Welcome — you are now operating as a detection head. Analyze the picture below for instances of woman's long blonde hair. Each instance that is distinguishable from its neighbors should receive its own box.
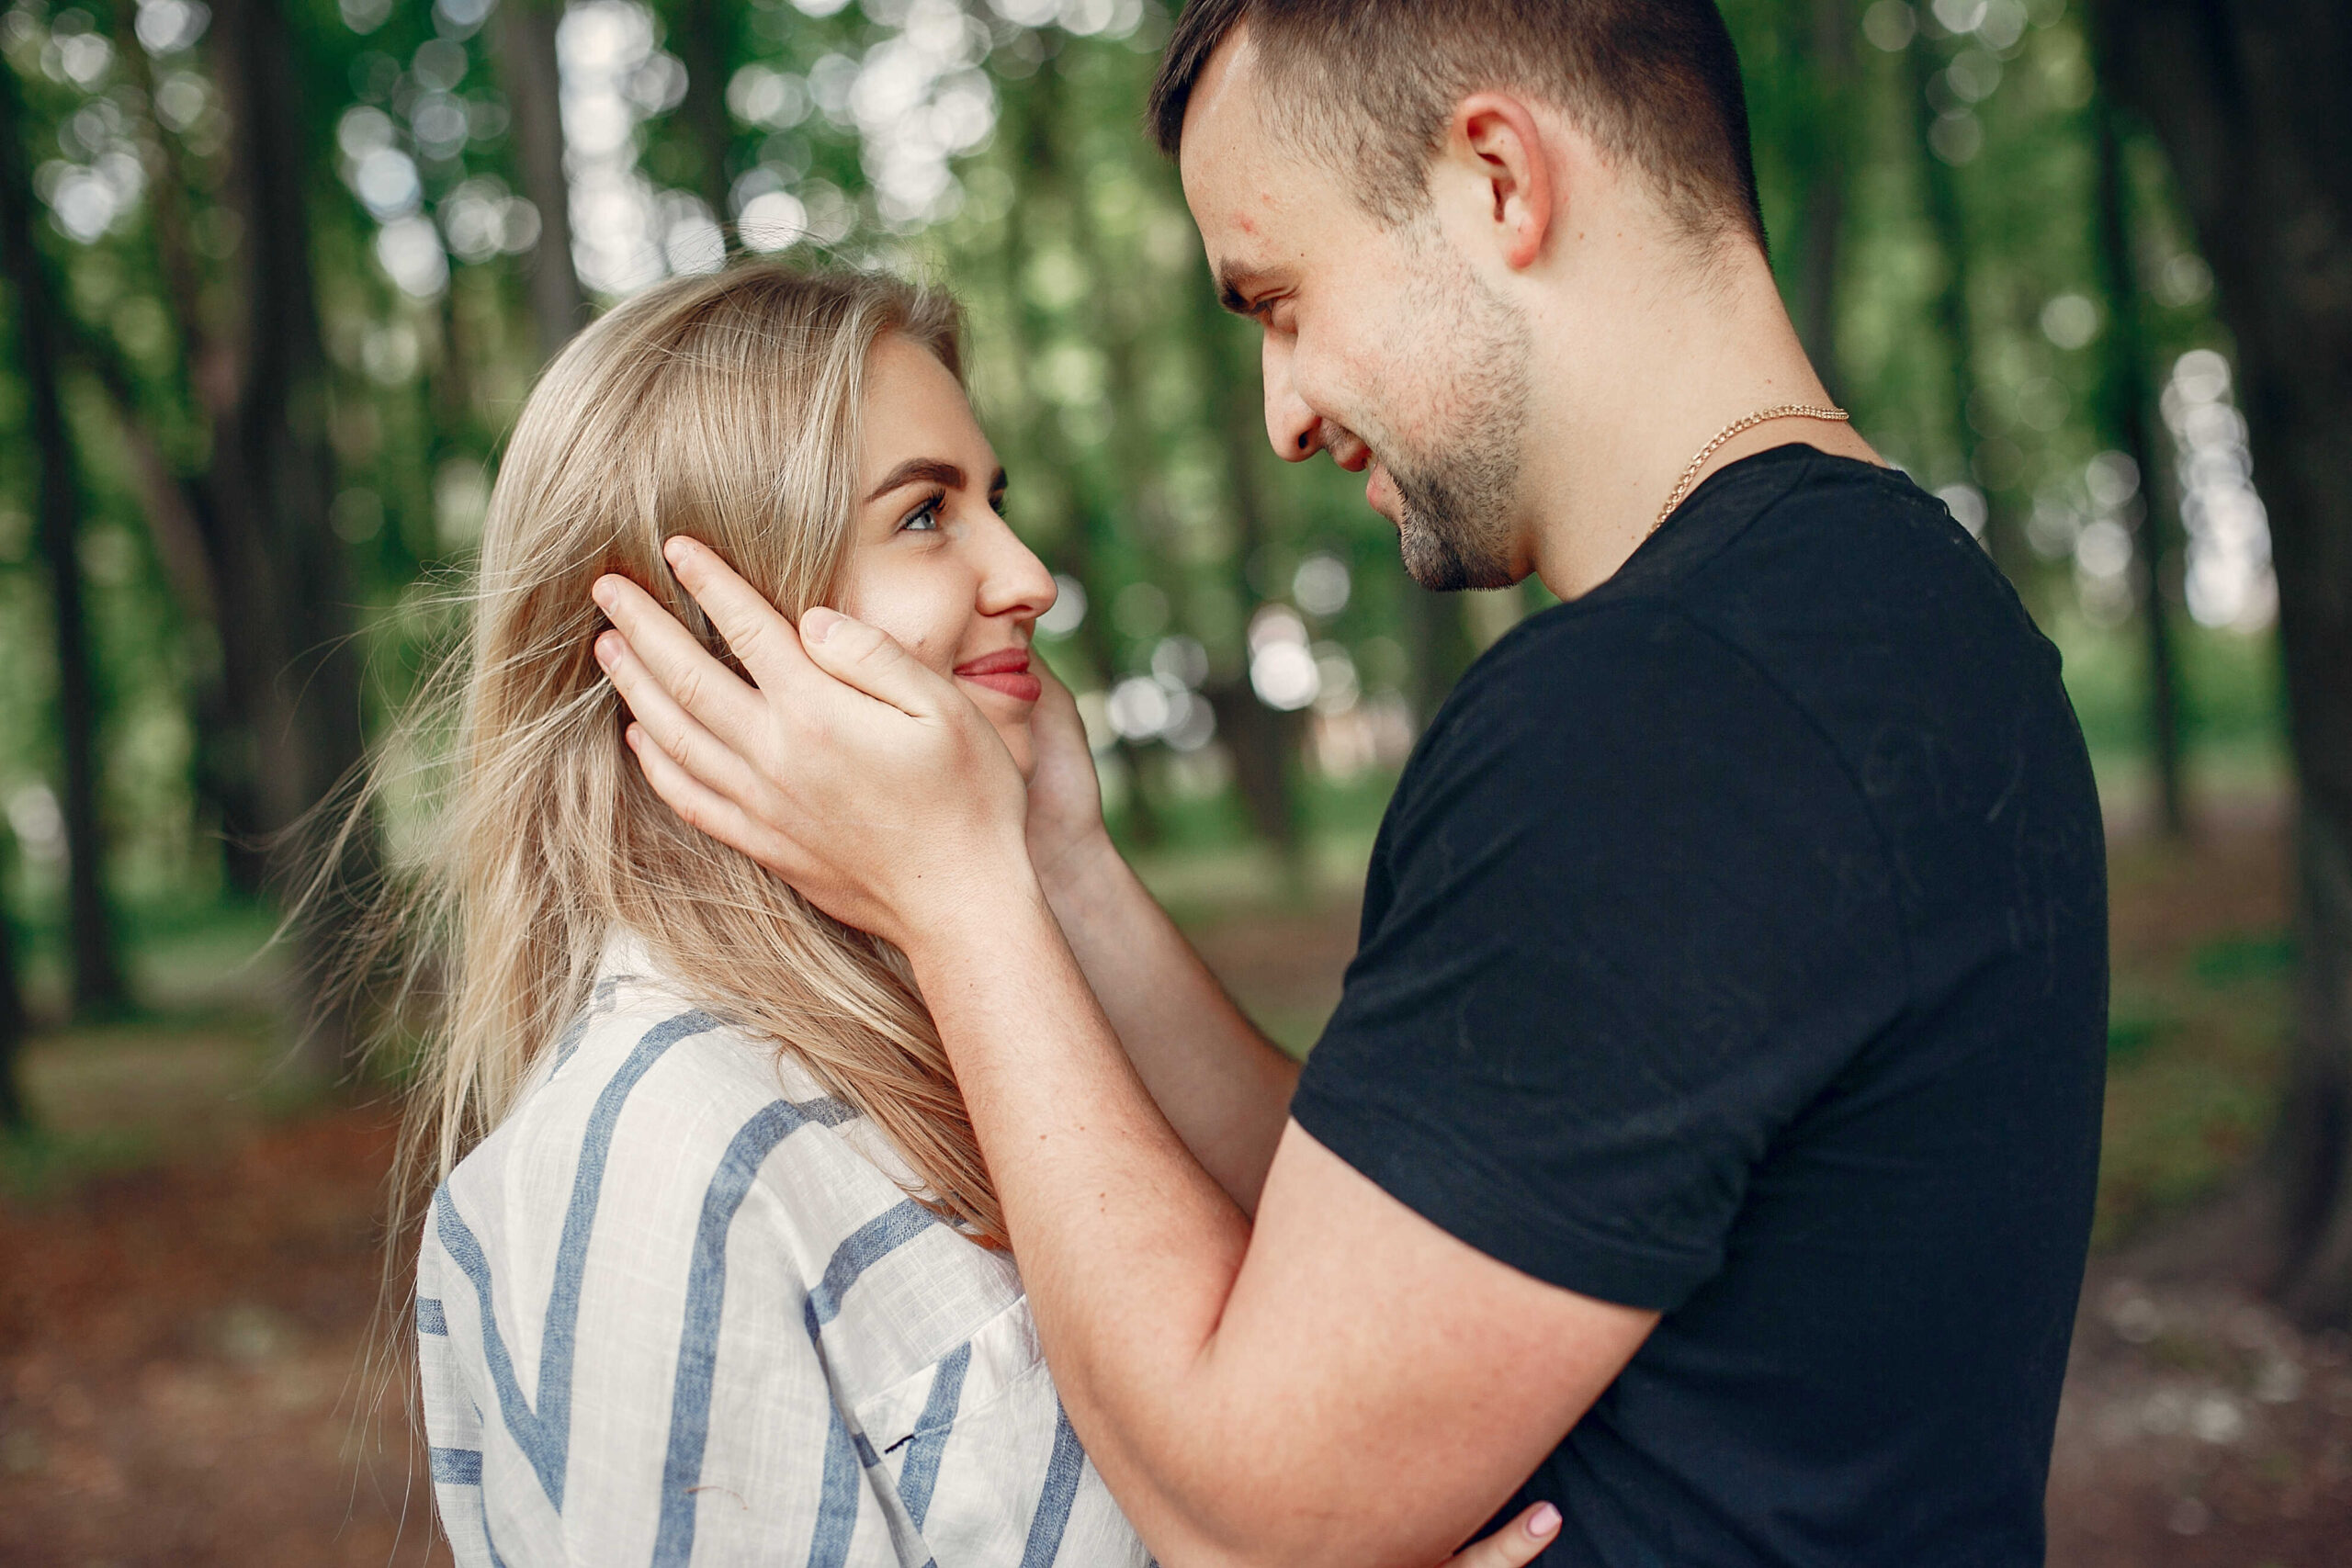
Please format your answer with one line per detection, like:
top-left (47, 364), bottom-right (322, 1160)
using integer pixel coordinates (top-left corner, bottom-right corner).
top-left (376, 263), bottom-right (1002, 1245)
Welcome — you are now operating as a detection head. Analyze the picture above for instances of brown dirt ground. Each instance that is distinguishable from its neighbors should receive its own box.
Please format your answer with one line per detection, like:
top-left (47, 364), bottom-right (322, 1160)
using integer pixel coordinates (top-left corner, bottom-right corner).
top-left (2, 805), bottom-right (2346, 1566)
top-left (0, 1107), bottom-right (450, 1567)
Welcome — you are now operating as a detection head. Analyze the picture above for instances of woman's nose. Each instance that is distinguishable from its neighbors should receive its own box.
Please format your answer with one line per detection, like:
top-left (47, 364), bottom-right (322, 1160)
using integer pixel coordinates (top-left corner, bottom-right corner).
top-left (1262, 333), bottom-right (1324, 463)
top-left (976, 514), bottom-right (1058, 621)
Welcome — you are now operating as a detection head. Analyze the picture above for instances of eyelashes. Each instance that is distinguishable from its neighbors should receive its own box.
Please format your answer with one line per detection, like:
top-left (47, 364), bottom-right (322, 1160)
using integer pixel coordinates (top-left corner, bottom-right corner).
top-left (895, 485), bottom-right (1010, 534)
top-left (899, 490), bottom-right (945, 532)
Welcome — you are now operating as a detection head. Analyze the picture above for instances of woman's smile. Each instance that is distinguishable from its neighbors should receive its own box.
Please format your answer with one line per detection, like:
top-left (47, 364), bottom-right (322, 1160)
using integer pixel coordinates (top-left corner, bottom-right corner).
top-left (955, 647), bottom-right (1043, 705)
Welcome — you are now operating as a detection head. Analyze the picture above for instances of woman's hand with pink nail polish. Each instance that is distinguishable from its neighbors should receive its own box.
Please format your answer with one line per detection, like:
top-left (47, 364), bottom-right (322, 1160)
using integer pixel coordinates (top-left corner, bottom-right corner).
top-left (1432, 1502), bottom-right (1561, 1568)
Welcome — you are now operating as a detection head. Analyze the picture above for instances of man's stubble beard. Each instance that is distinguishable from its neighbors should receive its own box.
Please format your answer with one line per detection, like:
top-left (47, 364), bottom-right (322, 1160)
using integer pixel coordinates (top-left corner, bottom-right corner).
top-left (1381, 237), bottom-right (1534, 593)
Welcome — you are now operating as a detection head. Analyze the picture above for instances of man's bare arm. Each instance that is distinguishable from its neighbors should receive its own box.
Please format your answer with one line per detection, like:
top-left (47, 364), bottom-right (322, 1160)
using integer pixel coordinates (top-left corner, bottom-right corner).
top-left (1038, 828), bottom-right (1299, 1213)
top-left (1022, 676), bottom-right (1298, 1212)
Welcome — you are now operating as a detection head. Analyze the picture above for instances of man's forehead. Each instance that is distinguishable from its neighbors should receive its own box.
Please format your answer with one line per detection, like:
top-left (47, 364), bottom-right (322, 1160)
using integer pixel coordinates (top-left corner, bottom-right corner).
top-left (1177, 27), bottom-right (1283, 208)
top-left (1177, 28), bottom-right (1314, 293)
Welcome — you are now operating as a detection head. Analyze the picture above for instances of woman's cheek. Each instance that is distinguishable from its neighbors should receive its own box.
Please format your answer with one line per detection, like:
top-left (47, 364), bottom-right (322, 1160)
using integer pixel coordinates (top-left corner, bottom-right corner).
top-left (839, 587), bottom-right (955, 678)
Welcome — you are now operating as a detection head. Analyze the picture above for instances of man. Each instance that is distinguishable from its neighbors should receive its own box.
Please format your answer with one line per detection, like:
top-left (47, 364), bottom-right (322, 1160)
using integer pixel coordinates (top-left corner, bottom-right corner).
top-left (593, 2), bottom-right (2109, 1562)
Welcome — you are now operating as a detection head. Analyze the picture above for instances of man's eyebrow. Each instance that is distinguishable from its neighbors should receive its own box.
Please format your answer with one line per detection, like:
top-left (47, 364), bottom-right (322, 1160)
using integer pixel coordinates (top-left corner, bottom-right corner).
top-left (865, 457), bottom-right (964, 502)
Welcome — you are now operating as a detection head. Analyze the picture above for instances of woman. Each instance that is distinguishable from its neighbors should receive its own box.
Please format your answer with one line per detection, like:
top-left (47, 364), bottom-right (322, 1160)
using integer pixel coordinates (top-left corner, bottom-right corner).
top-left (392, 264), bottom-right (1558, 1566)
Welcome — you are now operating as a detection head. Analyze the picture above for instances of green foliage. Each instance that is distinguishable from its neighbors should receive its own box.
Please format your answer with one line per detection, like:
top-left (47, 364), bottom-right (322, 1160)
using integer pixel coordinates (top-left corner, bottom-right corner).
top-left (0, 0), bottom-right (2288, 991)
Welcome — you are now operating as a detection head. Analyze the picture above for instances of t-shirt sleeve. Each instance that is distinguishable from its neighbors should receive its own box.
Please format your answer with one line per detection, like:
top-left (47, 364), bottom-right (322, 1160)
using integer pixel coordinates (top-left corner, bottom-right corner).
top-left (1290, 608), bottom-right (1910, 1312)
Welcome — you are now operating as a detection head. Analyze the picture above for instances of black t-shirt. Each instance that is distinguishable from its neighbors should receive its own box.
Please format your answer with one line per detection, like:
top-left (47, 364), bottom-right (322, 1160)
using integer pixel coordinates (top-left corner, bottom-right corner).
top-left (1291, 446), bottom-right (2108, 1566)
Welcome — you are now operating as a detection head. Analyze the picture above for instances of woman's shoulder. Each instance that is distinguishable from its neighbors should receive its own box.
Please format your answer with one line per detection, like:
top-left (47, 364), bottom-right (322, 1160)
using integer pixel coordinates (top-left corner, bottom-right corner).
top-left (441, 955), bottom-right (888, 1251)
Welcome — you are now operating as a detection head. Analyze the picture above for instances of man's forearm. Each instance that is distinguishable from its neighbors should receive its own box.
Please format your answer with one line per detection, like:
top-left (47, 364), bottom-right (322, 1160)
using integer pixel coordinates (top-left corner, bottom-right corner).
top-left (904, 878), bottom-right (1262, 1561)
top-left (1038, 832), bottom-right (1299, 1212)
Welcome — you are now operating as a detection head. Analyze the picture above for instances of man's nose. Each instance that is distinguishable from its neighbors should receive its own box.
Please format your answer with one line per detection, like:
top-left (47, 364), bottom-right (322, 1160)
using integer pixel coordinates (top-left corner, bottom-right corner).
top-left (1262, 333), bottom-right (1324, 464)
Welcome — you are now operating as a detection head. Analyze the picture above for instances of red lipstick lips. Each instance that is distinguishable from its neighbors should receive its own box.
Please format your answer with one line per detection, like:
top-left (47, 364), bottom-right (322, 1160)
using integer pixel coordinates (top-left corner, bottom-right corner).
top-left (954, 648), bottom-right (1042, 705)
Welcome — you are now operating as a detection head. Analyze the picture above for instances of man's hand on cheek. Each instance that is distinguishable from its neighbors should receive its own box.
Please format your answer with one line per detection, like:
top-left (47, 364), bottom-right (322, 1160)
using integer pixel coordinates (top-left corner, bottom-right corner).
top-left (1021, 665), bottom-right (1113, 887)
top-left (591, 536), bottom-right (1035, 951)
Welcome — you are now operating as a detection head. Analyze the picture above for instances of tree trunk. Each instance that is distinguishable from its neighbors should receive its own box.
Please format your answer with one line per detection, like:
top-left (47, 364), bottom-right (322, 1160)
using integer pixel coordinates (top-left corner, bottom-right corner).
top-left (1795, 0), bottom-right (1853, 393)
top-left (1194, 275), bottom-right (1305, 863)
top-left (2091, 90), bottom-right (2188, 837)
top-left (987, 62), bottom-right (1169, 847)
top-left (0, 820), bottom-right (29, 1133)
top-left (207, 0), bottom-right (374, 1078)
top-left (107, 12), bottom-right (267, 896)
top-left (0, 52), bottom-right (129, 1015)
top-left (1400, 584), bottom-right (1477, 736)
top-left (1905, 28), bottom-right (2026, 581)
top-left (666, 0), bottom-right (739, 236)
top-left (2089, 0), bottom-right (2352, 1327)
top-left (496, 0), bottom-right (588, 362)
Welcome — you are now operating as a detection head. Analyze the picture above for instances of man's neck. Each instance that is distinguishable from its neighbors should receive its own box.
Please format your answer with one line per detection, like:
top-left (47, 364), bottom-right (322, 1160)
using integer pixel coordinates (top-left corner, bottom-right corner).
top-left (1519, 241), bottom-right (1880, 600)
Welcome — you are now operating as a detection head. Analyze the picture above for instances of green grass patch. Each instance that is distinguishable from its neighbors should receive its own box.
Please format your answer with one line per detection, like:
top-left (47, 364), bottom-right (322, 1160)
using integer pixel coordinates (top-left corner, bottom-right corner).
top-left (2094, 937), bottom-right (2292, 1248)
top-left (2189, 931), bottom-right (2295, 987)
top-left (2106, 1009), bottom-right (2171, 1064)
top-left (0, 1123), bottom-right (159, 1201)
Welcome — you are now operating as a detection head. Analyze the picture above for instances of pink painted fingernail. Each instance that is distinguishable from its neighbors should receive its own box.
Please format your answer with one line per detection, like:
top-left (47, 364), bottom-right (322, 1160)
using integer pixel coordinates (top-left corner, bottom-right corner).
top-left (1528, 1505), bottom-right (1560, 1538)
top-left (801, 606), bottom-right (842, 644)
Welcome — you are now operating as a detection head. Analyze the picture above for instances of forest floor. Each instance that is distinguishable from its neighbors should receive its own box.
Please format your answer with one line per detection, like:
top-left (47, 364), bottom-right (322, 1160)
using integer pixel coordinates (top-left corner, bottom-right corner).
top-left (1, 794), bottom-right (2345, 1566)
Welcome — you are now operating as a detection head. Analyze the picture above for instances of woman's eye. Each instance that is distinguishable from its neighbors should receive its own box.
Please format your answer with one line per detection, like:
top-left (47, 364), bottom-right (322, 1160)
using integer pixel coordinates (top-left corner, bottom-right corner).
top-left (899, 493), bottom-right (944, 533)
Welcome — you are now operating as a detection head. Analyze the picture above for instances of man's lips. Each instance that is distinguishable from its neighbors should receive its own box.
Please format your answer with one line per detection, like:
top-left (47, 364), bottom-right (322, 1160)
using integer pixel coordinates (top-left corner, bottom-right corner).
top-left (954, 648), bottom-right (1041, 704)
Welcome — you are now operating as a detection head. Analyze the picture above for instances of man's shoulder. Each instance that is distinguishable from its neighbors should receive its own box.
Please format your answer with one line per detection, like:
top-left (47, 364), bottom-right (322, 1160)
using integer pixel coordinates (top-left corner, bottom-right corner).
top-left (1443, 450), bottom-right (2064, 775)
top-left (1660, 450), bottom-right (2048, 683)
top-left (1421, 583), bottom-right (1845, 797)
top-left (1550, 450), bottom-right (2014, 649)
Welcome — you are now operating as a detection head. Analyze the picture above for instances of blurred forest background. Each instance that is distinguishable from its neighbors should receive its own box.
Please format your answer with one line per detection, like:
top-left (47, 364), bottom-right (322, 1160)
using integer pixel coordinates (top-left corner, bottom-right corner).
top-left (1, 0), bottom-right (2349, 1562)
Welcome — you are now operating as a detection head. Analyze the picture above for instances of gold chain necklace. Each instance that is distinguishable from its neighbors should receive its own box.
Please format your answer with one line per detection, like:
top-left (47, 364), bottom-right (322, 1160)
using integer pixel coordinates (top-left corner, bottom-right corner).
top-left (1649, 404), bottom-right (1851, 536)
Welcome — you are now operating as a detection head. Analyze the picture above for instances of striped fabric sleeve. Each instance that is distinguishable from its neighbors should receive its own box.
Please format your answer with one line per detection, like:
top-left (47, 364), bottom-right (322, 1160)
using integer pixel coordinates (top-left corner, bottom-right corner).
top-left (416, 1224), bottom-right (502, 1568)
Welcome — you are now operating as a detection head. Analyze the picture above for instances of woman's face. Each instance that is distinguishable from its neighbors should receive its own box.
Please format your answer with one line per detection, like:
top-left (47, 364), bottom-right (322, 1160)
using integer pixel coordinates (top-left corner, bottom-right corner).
top-left (835, 334), bottom-right (1057, 779)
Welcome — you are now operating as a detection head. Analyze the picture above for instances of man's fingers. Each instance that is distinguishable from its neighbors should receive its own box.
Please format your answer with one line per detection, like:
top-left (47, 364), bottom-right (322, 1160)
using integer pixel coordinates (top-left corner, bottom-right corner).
top-left (1436, 1504), bottom-right (1562, 1568)
top-left (593, 570), bottom-right (769, 750)
top-left (623, 723), bottom-right (804, 880)
top-left (595, 629), bottom-right (773, 809)
top-left (661, 534), bottom-right (815, 694)
top-left (798, 607), bottom-right (954, 720)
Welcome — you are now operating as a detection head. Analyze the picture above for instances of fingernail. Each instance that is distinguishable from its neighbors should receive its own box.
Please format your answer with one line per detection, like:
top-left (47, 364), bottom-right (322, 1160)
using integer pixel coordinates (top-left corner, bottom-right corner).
top-left (594, 631), bottom-right (618, 669)
top-left (663, 536), bottom-right (694, 569)
top-left (591, 578), bottom-right (615, 610)
top-left (1528, 1504), bottom-right (1560, 1539)
top-left (801, 606), bottom-right (842, 645)
top-left (623, 723), bottom-right (641, 749)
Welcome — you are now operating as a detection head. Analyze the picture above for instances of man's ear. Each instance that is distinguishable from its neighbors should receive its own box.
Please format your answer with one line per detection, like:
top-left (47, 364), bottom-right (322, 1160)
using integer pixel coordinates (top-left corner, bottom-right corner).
top-left (1447, 93), bottom-right (1554, 272)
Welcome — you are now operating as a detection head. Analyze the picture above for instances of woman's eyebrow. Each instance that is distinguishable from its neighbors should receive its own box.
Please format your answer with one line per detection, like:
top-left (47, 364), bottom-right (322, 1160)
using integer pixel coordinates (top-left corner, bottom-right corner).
top-left (865, 457), bottom-right (964, 502)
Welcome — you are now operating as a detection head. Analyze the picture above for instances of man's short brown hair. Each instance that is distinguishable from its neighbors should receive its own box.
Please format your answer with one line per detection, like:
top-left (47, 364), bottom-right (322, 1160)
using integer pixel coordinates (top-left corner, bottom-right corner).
top-left (1148, 0), bottom-right (1766, 250)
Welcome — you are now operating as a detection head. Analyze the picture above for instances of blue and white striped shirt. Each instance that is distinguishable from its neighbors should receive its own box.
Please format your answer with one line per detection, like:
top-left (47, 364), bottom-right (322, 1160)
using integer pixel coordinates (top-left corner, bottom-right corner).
top-left (417, 936), bottom-right (1151, 1567)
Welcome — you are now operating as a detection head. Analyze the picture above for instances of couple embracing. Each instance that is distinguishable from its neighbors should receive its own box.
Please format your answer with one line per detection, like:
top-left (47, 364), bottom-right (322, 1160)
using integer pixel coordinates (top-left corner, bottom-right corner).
top-left (397, 3), bottom-right (2107, 1564)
